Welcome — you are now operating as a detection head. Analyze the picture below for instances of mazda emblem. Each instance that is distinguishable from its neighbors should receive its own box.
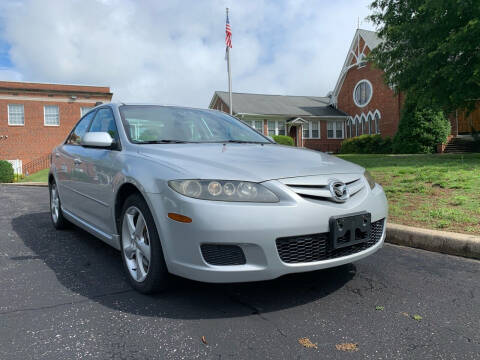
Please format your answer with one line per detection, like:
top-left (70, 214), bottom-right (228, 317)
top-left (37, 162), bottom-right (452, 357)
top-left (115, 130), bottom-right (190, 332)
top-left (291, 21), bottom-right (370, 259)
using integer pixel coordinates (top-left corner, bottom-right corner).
top-left (328, 180), bottom-right (349, 203)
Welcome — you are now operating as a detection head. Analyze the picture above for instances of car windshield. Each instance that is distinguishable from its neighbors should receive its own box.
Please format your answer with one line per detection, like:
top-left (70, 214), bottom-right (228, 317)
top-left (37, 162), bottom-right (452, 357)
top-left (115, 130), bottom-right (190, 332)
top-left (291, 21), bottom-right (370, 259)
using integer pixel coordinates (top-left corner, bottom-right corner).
top-left (119, 105), bottom-right (270, 144)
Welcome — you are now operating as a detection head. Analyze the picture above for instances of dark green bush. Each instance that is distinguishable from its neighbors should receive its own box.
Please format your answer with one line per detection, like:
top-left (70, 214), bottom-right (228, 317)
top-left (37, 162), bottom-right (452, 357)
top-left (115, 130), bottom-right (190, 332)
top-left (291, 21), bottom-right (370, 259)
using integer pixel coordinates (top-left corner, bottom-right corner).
top-left (0, 160), bottom-right (14, 183)
top-left (340, 134), bottom-right (393, 154)
top-left (392, 99), bottom-right (450, 153)
top-left (273, 135), bottom-right (294, 146)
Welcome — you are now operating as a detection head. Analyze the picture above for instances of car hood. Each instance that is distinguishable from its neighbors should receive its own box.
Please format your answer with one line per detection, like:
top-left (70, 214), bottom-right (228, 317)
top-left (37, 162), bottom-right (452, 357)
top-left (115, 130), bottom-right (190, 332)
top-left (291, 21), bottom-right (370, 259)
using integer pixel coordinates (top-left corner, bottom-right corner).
top-left (137, 143), bottom-right (364, 182)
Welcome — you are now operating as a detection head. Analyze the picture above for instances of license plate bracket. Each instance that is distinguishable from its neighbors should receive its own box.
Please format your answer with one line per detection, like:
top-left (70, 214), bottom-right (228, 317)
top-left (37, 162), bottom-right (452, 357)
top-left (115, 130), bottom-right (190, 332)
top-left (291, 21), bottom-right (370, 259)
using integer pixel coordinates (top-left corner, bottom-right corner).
top-left (329, 211), bottom-right (371, 249)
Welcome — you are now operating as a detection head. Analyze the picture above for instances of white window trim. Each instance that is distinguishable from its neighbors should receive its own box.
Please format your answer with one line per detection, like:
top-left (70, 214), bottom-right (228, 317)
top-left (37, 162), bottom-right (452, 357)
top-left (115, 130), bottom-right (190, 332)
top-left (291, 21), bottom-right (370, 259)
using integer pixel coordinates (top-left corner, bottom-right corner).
top-left (7, 104), bottom-right (25, 126)
top-left (353, 79), bottom-right (373, 108)
top-left (267, 120), bottom-right (286, 136)
top-left (44, 105), bottom-right (60, 127)
top-left (80, 106), bottom-right (93, 117)
top-left (327, 120), bottom-right (345, 139)
top-left (303, 120), bottom-right (321, 139)
top-left (245, 119), bottom-right (265, 134)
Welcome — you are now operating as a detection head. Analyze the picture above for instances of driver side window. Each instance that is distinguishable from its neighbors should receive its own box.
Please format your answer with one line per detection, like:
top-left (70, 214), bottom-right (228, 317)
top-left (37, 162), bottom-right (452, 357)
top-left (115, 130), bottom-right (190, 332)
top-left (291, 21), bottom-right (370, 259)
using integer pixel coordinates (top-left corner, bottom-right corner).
top-left (67, 111), bottom-right (96, 145)
top-left (89, 108), bottom-right (119, 143)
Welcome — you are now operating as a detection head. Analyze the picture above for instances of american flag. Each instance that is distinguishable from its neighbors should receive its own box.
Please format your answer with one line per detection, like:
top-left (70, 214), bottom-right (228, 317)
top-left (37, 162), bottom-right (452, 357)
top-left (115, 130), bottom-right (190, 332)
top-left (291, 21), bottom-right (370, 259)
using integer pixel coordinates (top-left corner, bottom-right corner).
top-left (225, 12), bottom-right (232, 48)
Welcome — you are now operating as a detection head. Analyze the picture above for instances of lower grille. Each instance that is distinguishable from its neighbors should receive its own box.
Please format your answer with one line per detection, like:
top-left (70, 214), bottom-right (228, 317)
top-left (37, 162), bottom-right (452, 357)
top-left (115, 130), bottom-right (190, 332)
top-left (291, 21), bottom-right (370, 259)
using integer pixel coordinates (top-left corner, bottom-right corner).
top-left (276, 219), bottom-right (385, 264)
top-left (201, 244), bottom-right (246, 266)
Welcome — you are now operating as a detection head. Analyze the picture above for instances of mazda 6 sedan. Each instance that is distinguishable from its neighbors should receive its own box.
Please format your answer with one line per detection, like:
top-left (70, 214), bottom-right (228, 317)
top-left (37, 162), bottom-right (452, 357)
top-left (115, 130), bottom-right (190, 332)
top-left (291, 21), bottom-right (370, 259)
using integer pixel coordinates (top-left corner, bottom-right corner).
top-left (49, 103), bottom-right (388, 294)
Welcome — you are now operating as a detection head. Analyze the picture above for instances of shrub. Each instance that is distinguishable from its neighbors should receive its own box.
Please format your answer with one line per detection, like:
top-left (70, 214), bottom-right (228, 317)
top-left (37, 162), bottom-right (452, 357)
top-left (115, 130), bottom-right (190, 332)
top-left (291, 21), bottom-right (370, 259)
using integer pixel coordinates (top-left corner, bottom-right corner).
top-left (392, 99), bottom-right (450, 153)
top-left (272, 135), bottom-right (294, 146)
top-left (340, 134), bottom-right (393, 154)
top-left (0, 160), bottom-right (14, 183)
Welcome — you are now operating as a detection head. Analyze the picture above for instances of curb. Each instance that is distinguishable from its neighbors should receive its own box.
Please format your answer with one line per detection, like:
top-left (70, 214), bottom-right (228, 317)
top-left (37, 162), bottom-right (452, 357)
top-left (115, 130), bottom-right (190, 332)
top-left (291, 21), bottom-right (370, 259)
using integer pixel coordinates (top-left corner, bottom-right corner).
top-left (1, 182), bottom-right (48, 187)
top-left (386, 223), bottom-right (480, 260)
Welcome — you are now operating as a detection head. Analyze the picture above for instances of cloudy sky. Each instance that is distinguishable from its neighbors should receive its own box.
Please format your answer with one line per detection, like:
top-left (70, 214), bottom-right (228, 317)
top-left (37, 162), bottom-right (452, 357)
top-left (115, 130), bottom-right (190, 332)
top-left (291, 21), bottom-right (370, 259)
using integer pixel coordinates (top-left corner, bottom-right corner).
top-left (0, 0), bottom-right (376, 107)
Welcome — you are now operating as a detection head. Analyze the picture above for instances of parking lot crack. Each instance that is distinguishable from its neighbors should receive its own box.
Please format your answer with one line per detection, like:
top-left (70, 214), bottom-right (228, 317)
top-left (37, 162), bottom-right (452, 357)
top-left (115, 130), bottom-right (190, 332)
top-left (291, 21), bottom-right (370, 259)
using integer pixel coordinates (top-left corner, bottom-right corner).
top-left (0, 289), bottom-right (134, 316)
top-left (226, 292), bottom-right (287, 338)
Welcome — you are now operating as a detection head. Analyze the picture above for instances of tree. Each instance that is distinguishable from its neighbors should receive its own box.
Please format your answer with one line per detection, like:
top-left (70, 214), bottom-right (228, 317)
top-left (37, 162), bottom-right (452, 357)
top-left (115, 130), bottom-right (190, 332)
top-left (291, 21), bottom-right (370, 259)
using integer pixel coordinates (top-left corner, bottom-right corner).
top-left (369, 0), bottom-right (480, 113)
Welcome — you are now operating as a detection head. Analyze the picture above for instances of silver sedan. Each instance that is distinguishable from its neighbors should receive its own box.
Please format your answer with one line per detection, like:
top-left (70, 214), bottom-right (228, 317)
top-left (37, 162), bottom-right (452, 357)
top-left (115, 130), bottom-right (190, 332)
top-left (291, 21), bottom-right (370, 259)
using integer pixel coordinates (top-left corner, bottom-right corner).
top-left (49, 103), bottom-right (388, 294)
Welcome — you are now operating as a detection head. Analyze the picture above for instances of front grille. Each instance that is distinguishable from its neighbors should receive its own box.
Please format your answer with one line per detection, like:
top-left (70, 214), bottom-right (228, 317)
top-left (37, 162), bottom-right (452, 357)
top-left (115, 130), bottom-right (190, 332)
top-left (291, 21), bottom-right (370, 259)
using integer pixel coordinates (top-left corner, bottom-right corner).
top-left (201, 244), bottom-right (246, 266)
top-left (285, 178), bottom-right (365, 202)
top-left (276, 219), bottom-right (385, 264)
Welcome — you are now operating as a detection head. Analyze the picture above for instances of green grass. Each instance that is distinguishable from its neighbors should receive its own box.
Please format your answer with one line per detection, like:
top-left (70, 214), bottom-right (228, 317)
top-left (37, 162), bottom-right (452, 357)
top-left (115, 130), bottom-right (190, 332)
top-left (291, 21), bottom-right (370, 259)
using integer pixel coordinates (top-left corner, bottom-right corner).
top-left (337, 154), bottom-right (480, 235)
top-left (18, 168), bottom-right (49, 183)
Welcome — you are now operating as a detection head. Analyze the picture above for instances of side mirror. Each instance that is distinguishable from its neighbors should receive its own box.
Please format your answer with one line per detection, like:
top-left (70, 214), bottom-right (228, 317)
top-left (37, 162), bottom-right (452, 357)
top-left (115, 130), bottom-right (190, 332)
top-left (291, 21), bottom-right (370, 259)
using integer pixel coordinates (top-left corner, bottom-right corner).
top-left (81, 132), bottom-right (113, 148)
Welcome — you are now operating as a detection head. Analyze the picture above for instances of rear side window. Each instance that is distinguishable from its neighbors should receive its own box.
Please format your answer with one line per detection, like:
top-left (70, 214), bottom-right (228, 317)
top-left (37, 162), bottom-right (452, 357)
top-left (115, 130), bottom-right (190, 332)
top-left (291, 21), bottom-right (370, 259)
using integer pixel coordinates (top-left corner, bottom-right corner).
top-left (89, 108), bottom-right (119, 142)
top-left (67, 111), bottom-right (96, 145)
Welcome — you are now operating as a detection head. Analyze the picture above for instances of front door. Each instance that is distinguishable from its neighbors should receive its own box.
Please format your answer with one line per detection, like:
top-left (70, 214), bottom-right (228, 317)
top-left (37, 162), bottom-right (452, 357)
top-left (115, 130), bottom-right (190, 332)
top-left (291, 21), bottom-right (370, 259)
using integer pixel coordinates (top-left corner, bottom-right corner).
top-left (68, 107), bottom-right (121, 235)
top-left (289, 126), bottom-right (297, 146)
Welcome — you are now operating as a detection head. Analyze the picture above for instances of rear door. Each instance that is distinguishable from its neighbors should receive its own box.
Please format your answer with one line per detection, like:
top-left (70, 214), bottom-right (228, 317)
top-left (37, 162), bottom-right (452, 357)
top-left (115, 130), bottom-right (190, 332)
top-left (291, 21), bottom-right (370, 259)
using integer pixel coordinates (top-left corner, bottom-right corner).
top-left (67, 107), bottom-right (121, 235)
top-left (56, 111), bottom-right (96, 212)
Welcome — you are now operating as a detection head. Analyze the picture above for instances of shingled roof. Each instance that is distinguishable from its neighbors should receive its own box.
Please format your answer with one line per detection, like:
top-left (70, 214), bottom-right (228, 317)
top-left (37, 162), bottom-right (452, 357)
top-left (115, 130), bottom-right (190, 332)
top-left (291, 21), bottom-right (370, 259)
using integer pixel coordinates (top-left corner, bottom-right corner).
top-left (212, 91), bottom-right (348, 117)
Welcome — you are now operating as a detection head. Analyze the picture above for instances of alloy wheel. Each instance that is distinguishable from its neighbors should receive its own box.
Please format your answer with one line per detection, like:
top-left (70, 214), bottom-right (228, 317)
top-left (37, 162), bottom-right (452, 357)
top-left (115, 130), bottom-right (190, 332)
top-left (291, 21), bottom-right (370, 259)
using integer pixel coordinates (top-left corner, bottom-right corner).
top-left (50, 184), bottom-right (60, 223)
top-left (121, 206), bottom-right (151, 282)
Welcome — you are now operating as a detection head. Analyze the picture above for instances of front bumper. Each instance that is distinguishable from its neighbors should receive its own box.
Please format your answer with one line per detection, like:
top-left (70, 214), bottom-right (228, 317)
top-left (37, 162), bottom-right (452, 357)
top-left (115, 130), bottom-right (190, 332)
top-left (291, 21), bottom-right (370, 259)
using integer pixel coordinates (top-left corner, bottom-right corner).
top-left (147, 180), bottom-right (388, 283)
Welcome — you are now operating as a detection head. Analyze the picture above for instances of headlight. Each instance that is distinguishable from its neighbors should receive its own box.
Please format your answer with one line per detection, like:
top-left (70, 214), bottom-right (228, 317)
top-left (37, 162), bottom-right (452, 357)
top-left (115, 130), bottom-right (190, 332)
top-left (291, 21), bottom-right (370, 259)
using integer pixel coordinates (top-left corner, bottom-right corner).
top-left (364, 171), bottom-right (376, 189)
top-left (168, 180), bottom-right (279, 203)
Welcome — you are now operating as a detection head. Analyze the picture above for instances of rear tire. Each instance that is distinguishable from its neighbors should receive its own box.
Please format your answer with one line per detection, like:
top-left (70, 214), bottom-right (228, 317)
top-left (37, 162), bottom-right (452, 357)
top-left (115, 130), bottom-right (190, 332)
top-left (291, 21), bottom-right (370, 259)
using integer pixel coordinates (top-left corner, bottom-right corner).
top-left (120, 193), bottom-right (169, 294)
top-left (49, 180), bottom-right (69, 230)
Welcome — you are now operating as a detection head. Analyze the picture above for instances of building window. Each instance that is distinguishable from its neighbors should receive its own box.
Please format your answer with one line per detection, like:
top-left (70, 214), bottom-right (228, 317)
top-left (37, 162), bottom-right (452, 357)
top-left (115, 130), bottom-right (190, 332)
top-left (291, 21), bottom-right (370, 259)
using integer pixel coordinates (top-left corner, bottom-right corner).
top-left (374, 112), bottom-right (380, 134)
top-left (44, 105), bottom-right (60, 126)
top-left (8, 104), bottom-right (24, 126)
top-left (327, 121), bottom-right (344, 139)
top-left (353, 79), bottom-right (372, 107)
top-left (244, 119), bottom-right (264, 134)
top-left (303, 121), bottom-right (309, 139)
top-left (303, 120), bottom-right (320, 139)
top-left (267, 120), bottom-right (286, 136)
top-left (346, 118), bottom-right (352, 138)
top-left (81, 106), bottom-right (93, 117)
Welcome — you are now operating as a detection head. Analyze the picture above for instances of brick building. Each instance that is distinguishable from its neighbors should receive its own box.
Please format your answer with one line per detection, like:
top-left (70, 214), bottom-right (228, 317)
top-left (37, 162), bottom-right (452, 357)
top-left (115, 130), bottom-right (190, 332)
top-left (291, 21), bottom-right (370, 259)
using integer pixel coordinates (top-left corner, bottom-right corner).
top-left (210, 28), bottom-right (480, 152)
top-left (0, 81), bottom-right (112, 173)
top-left (330, 29), bottom-right (404, 139)
top-left (209, 92), bottom-right (349, 152)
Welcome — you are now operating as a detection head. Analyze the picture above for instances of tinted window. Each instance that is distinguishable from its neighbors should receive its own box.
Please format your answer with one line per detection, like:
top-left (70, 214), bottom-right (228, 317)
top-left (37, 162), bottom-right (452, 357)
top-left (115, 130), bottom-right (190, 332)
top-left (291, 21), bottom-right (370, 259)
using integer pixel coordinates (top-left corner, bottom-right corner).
top-left (67, 111), bottom-right (96, 145)
top-left (119, 105), bottom-right (270, 144)
top-left (89, 108), bottom-right (119, 142)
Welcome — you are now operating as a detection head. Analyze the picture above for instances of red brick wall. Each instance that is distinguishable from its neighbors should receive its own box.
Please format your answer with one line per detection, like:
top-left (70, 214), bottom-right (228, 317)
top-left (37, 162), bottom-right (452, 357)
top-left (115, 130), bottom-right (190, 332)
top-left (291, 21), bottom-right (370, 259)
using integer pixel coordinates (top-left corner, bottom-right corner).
top-left (337, 61), bottom-right (402, 138)
top-left (0, 99), bottom-right (108, 165)
top-left (0, 81), bottom-right (111, 95)
top-left (304, 121), bottom-right (343, 152)
top-left (0, 83), bottom-right (112, 168)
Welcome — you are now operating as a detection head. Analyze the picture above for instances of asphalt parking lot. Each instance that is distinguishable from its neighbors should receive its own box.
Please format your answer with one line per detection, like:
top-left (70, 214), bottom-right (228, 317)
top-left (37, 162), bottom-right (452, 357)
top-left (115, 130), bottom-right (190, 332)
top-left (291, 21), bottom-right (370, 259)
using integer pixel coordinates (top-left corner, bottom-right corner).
top-left (1, 185), bottom-right (479, 359)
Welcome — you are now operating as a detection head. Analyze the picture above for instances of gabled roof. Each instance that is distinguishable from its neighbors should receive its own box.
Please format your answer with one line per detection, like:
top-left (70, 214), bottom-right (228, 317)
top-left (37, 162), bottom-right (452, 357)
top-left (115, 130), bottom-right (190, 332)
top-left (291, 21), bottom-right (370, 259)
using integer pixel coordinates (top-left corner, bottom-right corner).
top-left (331, 29), bottom-right (383, 106)
top-left (357, 29), bottom-right (382, 52)
top-left (210, 91), bottom-right (348, 117)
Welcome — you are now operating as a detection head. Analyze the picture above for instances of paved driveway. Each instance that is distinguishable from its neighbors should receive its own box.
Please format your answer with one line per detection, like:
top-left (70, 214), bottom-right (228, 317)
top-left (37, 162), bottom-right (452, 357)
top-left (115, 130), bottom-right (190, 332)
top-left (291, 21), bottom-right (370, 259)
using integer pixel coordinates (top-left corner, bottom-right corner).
top-left (0, 185), bottom-right (479, 359)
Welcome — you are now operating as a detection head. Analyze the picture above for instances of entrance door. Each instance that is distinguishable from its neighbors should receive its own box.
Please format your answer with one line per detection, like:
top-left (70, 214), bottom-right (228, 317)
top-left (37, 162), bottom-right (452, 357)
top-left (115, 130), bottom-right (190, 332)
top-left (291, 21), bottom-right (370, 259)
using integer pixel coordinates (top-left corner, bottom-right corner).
top-left (289, 126), bottom-right (297, 146)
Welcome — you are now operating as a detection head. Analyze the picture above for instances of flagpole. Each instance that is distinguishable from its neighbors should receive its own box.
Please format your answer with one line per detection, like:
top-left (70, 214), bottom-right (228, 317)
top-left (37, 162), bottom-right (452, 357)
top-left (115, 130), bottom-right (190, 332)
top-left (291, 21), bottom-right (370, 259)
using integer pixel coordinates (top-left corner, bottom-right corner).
top-left (226, 7), bottom-right (233, 115)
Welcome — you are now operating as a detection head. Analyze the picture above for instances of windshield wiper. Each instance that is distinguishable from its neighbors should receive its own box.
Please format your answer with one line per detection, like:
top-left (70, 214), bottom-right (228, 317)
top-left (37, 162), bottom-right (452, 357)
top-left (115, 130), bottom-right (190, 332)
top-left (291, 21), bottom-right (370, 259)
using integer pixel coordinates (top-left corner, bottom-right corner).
top-left (221, 140), bottom-right (268, 144)
top-left (137, 140), bottom-right (193, 144)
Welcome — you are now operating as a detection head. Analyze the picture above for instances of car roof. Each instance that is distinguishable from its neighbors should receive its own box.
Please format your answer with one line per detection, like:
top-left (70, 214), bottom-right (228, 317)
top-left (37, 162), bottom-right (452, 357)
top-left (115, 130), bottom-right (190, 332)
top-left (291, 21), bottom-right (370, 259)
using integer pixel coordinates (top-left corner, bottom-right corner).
top-left (108, 103), bottom-right (221, 113)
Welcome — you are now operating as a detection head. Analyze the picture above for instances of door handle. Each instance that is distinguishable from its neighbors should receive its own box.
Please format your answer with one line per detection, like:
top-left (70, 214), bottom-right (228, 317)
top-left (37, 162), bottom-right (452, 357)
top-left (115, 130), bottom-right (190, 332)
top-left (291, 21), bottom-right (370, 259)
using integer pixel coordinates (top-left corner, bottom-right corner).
top-left (74, 158), bottom-right (82, 165)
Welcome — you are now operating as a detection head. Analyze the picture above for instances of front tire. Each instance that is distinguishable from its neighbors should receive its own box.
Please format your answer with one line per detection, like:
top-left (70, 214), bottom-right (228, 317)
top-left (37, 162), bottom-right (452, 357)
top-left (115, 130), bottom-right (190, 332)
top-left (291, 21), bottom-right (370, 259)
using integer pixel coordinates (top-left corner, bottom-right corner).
top-left (49, 180), bottom-right (69, 229)
top-left (120, 193), bottom-right (169, 294)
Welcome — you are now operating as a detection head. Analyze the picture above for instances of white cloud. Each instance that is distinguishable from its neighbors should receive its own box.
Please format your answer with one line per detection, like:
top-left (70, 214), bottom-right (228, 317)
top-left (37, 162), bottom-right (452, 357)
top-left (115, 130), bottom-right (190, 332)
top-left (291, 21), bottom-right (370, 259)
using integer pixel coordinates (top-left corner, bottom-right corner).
top-left (1, 0), bottom-right (375, 107)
